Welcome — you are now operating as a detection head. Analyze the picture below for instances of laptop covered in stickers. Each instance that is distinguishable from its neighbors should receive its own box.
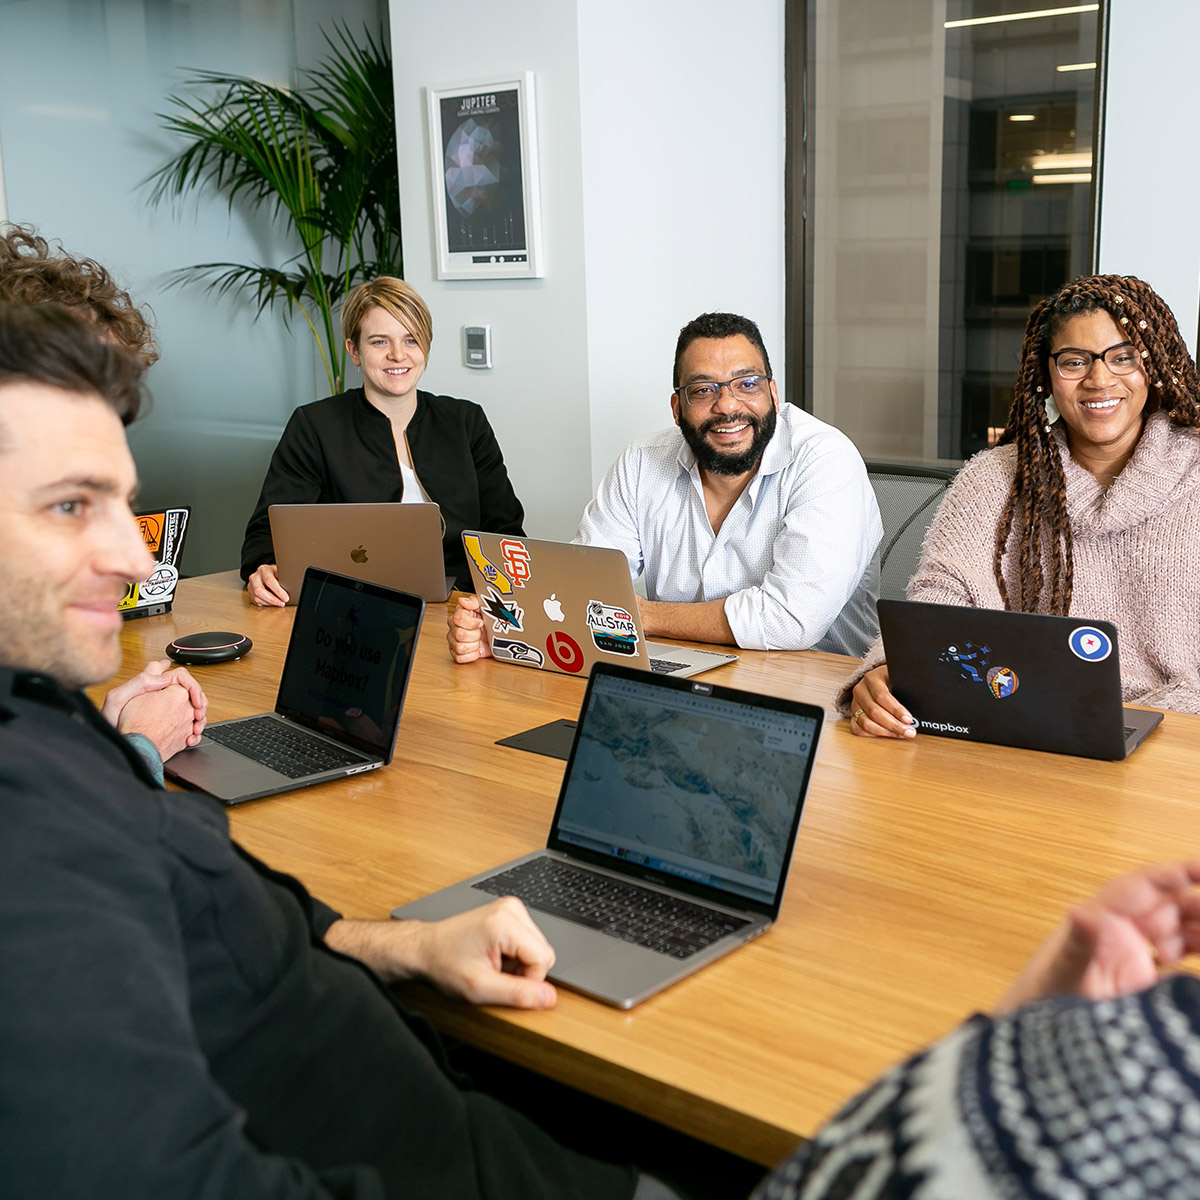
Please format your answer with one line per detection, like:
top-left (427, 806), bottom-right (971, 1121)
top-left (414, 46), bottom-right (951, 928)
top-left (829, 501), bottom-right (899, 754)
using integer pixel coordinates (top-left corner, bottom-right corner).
top-left (877, 599), bottom-right (1162, 759)
top-left (461, 531), bottom-right (738, 679)
top-left (120, 506), bottom-right (190, 620)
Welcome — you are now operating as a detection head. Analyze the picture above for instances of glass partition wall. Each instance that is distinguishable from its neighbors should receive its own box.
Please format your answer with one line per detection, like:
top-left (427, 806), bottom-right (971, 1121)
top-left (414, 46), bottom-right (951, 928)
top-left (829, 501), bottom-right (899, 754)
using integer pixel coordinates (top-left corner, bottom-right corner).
top-left (790, 0), bottom-right (1104, 463)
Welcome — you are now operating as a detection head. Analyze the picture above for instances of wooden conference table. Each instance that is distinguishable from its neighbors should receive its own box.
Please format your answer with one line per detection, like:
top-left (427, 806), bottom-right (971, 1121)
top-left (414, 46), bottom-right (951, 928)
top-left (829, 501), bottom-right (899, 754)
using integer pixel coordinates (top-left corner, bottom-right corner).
top-left (107, 571), bottom-right (1200, 1167)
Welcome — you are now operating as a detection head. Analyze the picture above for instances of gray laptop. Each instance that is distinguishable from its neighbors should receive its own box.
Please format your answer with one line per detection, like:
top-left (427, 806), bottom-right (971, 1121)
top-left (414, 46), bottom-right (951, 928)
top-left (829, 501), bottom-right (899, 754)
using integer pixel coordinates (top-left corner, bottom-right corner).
top-left (878, 599), bottom-right (1163, 759)
top-left (165, 567), bottom-right (424, 803)
top-left (392, 662), bottom-right (823, 1007)
top-left (462, 531), bottom-right (738, 679)
top-left (270, 502), bottom-right (454, 603)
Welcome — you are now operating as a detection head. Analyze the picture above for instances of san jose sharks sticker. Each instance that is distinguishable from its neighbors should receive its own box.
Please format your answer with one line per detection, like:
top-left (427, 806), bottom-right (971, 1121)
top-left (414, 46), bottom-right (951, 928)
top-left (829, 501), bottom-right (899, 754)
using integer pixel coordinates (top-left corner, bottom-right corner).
top-left (491, 636), bottom-right (543, 667)
top-left (482, 587), bottom-right (524, 634)
top-left (585, 599), bottom-right (639, 656)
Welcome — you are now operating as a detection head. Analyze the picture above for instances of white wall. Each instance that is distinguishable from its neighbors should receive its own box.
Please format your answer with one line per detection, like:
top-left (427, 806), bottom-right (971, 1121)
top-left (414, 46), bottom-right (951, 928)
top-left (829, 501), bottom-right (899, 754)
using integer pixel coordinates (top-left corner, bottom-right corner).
top-left (388, 1), bottom-right (594, 543)
top-left (389, 0), bottom-right (787, 539)
top-left (1098, 0), bottom-right (1200, 354)
top-left (577, 0), bottom-right (786, 480)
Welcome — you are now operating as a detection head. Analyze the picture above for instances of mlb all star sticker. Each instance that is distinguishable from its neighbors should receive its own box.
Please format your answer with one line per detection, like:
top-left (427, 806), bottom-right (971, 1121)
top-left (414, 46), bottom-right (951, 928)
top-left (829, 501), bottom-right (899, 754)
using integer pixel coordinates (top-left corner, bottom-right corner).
top-left (1068, 625), bottom-right (1113, 662)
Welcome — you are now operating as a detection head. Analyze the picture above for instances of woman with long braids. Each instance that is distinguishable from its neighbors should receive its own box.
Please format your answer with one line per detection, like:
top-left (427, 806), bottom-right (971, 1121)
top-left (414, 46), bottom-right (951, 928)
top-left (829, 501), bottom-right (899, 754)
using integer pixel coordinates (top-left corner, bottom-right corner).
top-left (842, 273), bottom-right (1200, 735)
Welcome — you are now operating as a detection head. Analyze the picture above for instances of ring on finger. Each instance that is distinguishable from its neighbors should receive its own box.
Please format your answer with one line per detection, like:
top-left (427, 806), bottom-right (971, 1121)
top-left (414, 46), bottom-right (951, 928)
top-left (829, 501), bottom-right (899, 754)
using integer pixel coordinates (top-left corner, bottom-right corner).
top-left (852, 707), bottom-right (865, 723)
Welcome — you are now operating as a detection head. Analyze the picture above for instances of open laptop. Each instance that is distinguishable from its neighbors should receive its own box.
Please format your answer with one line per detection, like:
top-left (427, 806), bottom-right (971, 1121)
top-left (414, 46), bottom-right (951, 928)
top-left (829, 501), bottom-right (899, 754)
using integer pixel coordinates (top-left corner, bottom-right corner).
top-left (270, 502), bottom-right (454, 603)
top-left (392, 662), bottom-right (823, 1007)
top-left (877, 599), bottom-right (1163, 759)
top-left (120, 506), bottom-right (190, 620)
top-left (166, 567), bottom-right (424, 803)
top-left (461, 531), bottom-right (738, 679)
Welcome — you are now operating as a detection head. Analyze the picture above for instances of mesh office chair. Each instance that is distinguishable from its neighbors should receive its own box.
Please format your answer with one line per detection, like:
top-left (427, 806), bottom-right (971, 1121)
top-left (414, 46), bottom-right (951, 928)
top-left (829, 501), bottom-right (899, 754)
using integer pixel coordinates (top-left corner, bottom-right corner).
top-left (865, 462), bottom-right (959, 602)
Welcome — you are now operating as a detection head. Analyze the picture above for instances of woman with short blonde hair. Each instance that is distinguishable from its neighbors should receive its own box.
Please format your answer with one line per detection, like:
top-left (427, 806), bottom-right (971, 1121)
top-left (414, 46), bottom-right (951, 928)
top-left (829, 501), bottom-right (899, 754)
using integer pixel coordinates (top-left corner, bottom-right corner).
top-left (241, 276), bottom-right (524, 605)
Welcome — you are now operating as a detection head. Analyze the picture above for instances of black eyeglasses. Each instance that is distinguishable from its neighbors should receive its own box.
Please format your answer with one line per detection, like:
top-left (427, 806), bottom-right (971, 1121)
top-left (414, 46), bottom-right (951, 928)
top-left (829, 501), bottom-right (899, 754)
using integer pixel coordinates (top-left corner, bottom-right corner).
top-left (675, 374), bottom-right (772, 407)
top-left (1049, 342), bottom-right (1143, 380)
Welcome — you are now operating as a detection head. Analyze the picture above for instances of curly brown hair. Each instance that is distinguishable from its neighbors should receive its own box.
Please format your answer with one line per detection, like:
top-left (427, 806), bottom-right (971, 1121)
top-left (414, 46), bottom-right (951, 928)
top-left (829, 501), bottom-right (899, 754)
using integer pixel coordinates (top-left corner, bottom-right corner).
top-left (994, 274), bottom-right (1200, 614)
top-left (0, 225), bottom-right (157, 368)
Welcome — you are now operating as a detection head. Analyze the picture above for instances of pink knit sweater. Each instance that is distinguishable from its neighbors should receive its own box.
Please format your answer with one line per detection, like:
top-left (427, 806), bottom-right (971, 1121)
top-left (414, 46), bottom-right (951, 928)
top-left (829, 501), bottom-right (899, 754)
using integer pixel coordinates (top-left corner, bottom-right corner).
top-left (837, 412), bottom-right (1200, 715)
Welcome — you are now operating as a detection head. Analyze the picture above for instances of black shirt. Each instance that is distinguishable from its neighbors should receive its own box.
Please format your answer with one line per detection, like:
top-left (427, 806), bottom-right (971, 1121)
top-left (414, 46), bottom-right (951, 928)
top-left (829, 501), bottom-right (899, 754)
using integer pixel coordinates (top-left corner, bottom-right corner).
top-left (0, 668), bottom-right (631, 1199)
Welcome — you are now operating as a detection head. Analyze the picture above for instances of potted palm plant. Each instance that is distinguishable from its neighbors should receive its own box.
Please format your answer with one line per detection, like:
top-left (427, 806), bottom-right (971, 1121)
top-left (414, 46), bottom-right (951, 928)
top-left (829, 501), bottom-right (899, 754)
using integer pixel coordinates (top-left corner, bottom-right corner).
top-left (144, 23), bottom-right (401, 392)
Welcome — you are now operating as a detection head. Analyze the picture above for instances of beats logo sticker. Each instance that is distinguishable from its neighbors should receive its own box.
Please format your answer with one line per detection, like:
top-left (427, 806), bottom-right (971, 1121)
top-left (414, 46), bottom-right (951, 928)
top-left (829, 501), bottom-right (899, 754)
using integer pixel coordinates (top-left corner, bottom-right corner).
top-left (546, 631), bottom-right (584, 673)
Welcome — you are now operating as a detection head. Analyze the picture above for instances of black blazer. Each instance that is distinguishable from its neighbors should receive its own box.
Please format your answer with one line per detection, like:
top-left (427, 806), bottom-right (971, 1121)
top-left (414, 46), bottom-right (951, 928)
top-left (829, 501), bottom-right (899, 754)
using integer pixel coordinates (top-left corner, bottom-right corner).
top-left (240, 388), bottom-right (525, 588)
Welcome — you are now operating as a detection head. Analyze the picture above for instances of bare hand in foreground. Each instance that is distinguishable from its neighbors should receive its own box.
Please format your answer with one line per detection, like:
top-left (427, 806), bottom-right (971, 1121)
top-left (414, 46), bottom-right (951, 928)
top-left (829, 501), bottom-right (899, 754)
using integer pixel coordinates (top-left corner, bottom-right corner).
top-left (325, 896), bottom-right (556, 1009)
top-left (848, 665), bottom-right (915, 738)
top-left (446, 593), bottom-right (491, 663)
top-left (993, 859), bottom-right (1200, 1015)
top-left (247, 563), bottom-right (289, 607)
top-left (102, 659), bottom-right (207, 759)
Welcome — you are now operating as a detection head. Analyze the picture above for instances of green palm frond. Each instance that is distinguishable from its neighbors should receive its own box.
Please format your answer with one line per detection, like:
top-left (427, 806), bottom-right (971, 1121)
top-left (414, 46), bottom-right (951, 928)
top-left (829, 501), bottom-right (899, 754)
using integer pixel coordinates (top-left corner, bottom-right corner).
top-left (143, 24), bottom-right (401, 393)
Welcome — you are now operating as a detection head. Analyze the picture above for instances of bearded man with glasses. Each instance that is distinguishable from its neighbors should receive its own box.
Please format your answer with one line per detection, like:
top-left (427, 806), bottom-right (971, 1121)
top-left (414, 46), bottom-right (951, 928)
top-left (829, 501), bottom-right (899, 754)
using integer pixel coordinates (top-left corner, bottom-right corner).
top-left (449, 311), bottom-right (882, 660)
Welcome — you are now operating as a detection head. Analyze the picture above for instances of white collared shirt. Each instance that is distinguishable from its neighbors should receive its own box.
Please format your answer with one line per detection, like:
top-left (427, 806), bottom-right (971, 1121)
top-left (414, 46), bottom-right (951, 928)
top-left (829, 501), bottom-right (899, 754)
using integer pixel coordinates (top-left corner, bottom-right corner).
top-left (575, 403), bottom-right (882, 654)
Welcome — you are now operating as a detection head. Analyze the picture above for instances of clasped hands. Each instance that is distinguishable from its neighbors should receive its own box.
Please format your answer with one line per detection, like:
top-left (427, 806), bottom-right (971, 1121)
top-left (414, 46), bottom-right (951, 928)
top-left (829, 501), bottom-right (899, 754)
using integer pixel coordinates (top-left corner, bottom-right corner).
top-left (101, 659), bottom-right (207, 761)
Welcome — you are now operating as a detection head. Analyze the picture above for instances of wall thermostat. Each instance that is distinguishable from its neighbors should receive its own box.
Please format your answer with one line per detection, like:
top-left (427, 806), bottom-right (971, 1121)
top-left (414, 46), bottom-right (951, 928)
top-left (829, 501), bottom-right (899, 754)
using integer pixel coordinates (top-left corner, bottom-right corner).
top-left (463, 324), bottom-right (492, 369)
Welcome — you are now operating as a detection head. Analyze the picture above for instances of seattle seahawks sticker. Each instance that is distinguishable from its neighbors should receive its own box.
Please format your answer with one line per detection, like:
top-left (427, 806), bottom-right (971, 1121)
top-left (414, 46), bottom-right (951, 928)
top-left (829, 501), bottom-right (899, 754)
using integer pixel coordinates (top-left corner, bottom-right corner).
top-left (585, 600), bottom-right (639, 656)
top-left (1068, 626), bottom-right (1112, 662)
top-left (491, 637), bottom-right (543, 668)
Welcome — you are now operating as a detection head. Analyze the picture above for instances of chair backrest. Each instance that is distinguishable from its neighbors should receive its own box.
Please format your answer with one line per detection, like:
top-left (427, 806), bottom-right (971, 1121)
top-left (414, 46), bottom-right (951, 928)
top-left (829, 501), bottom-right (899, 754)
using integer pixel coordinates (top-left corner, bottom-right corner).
top-left (865, 461), bottom-right (958, 603)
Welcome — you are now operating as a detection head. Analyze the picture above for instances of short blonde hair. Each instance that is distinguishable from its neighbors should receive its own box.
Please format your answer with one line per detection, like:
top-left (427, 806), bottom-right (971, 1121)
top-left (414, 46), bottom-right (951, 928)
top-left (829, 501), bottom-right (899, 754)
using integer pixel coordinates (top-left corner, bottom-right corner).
top-left (341, 277), bottom-right (433, 358)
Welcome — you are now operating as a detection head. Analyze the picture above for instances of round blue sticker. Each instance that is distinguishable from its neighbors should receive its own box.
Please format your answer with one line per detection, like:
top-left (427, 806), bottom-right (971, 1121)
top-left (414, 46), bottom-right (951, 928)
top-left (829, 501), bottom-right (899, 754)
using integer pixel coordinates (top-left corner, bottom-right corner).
top-left (1068, 625), bottom-right (1112, 662)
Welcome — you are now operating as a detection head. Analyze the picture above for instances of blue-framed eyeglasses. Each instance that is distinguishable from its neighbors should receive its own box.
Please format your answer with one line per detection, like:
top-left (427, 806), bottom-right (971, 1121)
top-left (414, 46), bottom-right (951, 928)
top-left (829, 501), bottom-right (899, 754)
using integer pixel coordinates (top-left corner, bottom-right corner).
top-left (675, 374), bottom-right (772, 407)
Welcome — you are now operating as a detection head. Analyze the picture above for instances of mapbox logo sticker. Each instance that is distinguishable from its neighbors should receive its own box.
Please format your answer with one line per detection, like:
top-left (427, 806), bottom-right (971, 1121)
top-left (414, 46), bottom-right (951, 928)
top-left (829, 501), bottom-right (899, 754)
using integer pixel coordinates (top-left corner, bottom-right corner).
top-left (492, 637), bottom-right (543, 668)
top-left (546, 630), bottom-right (584, 673)
top-left (1069, 626), bottom-right (1112, 662)
top-left (585, 599), bottom-right (639, 656)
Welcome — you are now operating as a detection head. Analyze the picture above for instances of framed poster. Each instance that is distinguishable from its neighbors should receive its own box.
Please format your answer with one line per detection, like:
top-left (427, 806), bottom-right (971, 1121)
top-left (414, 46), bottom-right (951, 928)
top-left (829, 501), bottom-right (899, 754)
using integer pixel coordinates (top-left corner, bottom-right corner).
top-left (426, 73), bottom-right (544, 280)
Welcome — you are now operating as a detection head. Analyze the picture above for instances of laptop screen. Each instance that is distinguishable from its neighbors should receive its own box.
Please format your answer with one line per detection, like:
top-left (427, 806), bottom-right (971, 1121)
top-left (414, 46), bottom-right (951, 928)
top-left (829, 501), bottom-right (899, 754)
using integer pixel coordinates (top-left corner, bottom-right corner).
top-left (551, 670), bottom-right (821, 908)
top-left (276, 569), bottom-right (424, 759)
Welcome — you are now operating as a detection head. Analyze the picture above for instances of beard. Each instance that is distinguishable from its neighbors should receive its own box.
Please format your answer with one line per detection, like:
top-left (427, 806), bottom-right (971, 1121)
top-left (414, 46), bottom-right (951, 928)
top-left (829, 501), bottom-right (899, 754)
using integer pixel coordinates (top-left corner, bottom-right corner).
top-left (679, 404), bottom-right (777, 476)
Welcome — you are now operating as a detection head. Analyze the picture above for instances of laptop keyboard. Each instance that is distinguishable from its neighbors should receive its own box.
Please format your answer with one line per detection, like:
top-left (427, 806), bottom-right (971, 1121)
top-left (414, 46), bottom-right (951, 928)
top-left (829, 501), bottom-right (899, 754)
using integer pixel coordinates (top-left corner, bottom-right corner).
top-left (473, 857), bottom-right (750, 959)
top-left (649, 658), bottom-right (688, 674)
top-left (204, 716), bottom-right (368, 779)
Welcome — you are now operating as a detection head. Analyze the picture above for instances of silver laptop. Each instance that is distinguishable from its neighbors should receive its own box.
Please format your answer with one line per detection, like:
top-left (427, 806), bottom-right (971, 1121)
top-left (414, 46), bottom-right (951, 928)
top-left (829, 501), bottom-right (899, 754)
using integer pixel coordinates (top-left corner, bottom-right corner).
top-left (878, 599), bottom-right (1163, 759)
top-left (165, 567), bottom-right (424, 803)
top-left (392, 662), bottom-right (823, 1007)
top-left (462, 531), bottom-right (738, 679)
top-left (270, 502), bottom-right (454, 604)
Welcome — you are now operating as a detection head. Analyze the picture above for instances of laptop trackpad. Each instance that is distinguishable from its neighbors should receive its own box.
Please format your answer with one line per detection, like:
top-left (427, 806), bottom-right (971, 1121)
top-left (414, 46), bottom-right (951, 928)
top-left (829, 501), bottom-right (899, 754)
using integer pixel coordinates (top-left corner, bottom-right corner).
top-left (166, 741), bottom-right (288, 803)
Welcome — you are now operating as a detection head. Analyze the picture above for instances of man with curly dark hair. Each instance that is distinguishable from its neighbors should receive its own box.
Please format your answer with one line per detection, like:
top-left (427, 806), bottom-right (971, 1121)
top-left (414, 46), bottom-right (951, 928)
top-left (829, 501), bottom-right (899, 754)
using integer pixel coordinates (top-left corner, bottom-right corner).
top-left (0, 223), bottom-right (158, 368)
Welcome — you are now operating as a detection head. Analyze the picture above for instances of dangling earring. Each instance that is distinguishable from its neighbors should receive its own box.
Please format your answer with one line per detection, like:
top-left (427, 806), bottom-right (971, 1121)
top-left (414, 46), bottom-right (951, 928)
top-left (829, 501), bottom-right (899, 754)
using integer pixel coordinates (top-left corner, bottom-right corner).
top-left (1037, 385), bottom-right (1059, 433)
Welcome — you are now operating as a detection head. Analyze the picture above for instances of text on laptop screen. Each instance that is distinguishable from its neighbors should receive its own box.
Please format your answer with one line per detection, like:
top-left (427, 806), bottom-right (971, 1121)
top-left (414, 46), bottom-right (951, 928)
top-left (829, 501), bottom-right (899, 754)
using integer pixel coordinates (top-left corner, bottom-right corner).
top-left (556, 673), bottom-right (818, 906)
top-left (277, 575), bottom-right (422, 757)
